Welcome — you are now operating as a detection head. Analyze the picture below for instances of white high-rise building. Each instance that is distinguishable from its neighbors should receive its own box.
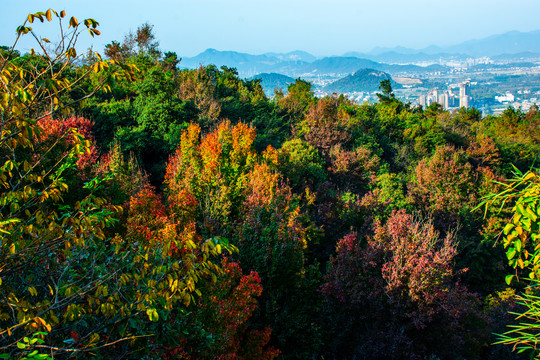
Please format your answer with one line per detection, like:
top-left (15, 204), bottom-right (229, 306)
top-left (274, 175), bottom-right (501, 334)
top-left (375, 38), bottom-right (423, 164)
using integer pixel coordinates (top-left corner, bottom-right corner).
top-left (419, 95), bottom-right (427, 108)
top-left (438, 92), bottom-right (449, 109)
top-left (459, 81), bottom-right (471, 108)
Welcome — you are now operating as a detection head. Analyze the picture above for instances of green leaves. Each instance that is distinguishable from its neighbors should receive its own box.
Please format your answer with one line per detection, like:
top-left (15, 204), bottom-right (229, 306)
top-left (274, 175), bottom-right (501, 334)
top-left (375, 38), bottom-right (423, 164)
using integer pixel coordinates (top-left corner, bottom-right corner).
top-left (84, 18), bottom-right (100, 37)
top-left (483, 170), bottom-right (540, 278)
top-left (507, 247), bottom-right (517, 260)
top-left (483, 169), bottom-right (540, 355)
top-left (146, 308), bottom-right (159, 322)
top-left (503, 222), bottom-right (514, 235)
top-left (505, 274), bottom-right (515, 285)
top-left (16, 26), bottom-right (32, 35)
top-left (11, 333), bottom-right (51, 359)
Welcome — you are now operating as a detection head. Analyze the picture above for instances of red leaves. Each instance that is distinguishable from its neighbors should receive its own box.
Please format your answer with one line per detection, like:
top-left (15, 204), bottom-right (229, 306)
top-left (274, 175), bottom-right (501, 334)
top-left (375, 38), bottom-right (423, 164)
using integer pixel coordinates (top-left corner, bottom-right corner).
top-left (328, 144), bottom-right (380, 192)
top-left (375, 210), bottom-right (458, 320)
top-left (323, 210), bottom-right (486, 356)
top-left (38, 116), bottom-right (95, 141)
top-left (240, 328), bottom-right (280, 360)
top-left (322, 232), bottom-right (385, 305)
top-left (123, 184), bottom-right (202, 258)
top-left (128, 185), bottom-right (167, 219)
top-left (37, 116), bottom-right (98, 171)
top-left (466, 135), bottom-right (501, 168)
top-left (194, 260), bottom-right (279, 360)
top-left (70, 330), bottom-right (80, 342)
top-left (124, 185), bottom-right (169, 248)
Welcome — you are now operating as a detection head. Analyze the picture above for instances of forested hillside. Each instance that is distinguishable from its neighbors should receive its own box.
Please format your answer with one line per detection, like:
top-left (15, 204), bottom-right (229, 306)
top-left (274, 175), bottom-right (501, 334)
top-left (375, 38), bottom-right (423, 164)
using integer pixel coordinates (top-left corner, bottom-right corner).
top-left (2, 11), bottom-right (540, 360)
top-left (323, 68), bottom-right (400, 93)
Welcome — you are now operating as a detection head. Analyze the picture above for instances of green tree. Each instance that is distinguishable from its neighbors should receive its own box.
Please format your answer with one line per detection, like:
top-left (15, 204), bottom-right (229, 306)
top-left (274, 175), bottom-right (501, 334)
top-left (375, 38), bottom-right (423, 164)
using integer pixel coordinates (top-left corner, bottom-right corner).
top-left (278, 78), bottom-right (316, 122)
top-left (376, 79), bottom-right (396, 103)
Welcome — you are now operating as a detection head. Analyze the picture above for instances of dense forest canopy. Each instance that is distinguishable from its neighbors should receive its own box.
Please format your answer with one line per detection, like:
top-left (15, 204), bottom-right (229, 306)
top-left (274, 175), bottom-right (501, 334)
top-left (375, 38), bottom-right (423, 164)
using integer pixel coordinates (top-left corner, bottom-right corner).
top-left (1, 10), bottom-right (540, 360)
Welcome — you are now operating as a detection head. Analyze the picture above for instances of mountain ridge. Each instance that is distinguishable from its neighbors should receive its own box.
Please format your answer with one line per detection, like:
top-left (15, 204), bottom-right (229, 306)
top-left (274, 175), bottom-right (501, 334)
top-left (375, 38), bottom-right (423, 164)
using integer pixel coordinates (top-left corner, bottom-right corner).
top-left (361, 30), bottom-right (540, 58)
top-left (179, 30), bottom-right (540, 78)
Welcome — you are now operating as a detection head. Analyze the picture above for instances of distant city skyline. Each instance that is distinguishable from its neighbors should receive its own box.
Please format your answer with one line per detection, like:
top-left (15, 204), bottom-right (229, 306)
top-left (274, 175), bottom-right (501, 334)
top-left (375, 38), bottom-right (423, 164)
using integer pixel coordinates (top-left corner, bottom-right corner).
top-left (2, 0), bottom-right (540, 57)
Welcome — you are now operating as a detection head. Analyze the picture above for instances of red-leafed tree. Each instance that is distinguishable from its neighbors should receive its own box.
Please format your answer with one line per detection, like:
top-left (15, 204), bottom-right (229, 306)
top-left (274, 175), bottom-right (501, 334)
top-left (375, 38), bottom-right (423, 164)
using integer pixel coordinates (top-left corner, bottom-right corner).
top-left (236, 159), bottom-right (323, 357)
top-left (36, 116), bottom-right (98, 175)
top-left (187, 259), bottom-right (279, 360)
top-left (322, 209), bottom-right (488, 359)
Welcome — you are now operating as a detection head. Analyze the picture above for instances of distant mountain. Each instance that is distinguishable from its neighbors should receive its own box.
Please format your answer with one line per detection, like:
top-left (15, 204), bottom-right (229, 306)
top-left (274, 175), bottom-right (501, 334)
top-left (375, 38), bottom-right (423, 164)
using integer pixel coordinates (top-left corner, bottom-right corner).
top-left (343, 51), bottom-right (469, 64)
top-left (179, 30), bottom-right (540, 79)
top-left (324, 69), bottom-right (401, 93)
top-left (302, 57), bottom-right (448, 76)
top-left (180, 49), bottom-right (288, 76)
top-left (250, 73), bottom-right (296, 95)
top-left (445, 30), bottom-right (540, 56)
top-left (368, 45), bottom-right (428, 56)
top-left (181, 49), bottom-right (449, 78)
top-left (182, 48), bottom-right (273, 67)
top-left (263, 51), bottom-right (317, 63)
top-left (359, 30), bottom-right (540, 59)
top-left (181, 49), bottom-right (313, 77)
top-left (304, 57), bottom-right (380, 75)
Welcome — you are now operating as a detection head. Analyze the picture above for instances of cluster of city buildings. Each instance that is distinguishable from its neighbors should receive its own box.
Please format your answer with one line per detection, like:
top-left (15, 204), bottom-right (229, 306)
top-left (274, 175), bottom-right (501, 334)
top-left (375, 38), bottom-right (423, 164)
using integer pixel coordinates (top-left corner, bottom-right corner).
top-left (417, 81), bottom-right (471, 110)
top-left (413, 57), bottom-right (493, 70)
top-left (490, 90), bottom-right (540, 115)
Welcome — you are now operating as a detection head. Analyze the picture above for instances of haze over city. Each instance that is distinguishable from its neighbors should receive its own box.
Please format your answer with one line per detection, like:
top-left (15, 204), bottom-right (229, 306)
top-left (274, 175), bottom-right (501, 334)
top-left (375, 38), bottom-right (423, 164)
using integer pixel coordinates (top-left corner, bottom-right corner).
top-left (2, 0), bottom-right (540, 56)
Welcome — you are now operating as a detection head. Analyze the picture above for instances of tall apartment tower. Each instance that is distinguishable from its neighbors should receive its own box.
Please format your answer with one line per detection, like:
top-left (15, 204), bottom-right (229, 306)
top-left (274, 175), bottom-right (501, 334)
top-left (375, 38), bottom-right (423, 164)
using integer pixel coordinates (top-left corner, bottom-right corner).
top-left (432, 89), bottom-right (439, 100)
top-left (419, 95), bottom-right (427, 108)
top-left (438, 92), bottom-right (449, 109)
top-left (459, 81), bottom-right (471, 108)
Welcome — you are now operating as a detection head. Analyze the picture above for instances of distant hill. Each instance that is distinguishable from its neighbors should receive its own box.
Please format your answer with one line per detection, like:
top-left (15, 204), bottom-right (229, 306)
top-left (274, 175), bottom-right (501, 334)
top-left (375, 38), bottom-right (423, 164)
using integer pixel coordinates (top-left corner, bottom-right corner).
top-left (492, 51), bottom-right (540, 62)
top-left (324, 69), bottom-right (401, 93)
top-left (182, 48), bottom-right (273, 67)
top-left (469, 62), bottom-right (539, 71)
top-left (250, 73), bottom-right (296, 95)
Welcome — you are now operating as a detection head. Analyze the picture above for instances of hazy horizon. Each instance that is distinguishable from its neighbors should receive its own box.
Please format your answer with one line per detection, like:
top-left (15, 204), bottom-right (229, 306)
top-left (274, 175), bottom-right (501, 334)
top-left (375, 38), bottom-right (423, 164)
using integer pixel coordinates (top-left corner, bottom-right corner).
top-left (2, 0), bottom-right (540, 57)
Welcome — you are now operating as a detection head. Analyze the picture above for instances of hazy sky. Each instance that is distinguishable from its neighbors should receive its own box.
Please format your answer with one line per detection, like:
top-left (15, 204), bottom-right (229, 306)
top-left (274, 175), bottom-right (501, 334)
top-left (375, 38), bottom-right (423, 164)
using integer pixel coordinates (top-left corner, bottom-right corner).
top-left (2, 0), bottom-right (540, 57)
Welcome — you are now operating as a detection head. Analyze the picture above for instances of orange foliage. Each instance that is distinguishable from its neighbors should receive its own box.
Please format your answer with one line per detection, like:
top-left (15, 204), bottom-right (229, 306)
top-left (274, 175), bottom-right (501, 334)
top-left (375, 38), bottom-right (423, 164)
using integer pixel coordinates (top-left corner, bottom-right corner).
top-left (165, 120), bottom-right (258, 232)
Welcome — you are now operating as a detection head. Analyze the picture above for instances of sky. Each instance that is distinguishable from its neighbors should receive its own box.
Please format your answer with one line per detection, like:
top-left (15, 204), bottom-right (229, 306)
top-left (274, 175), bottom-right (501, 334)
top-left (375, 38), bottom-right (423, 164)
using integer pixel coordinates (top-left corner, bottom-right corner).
top-left (2, 0), bottom-right (540, 57)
